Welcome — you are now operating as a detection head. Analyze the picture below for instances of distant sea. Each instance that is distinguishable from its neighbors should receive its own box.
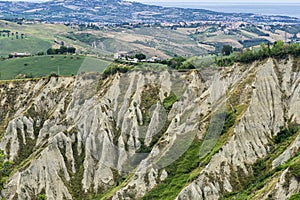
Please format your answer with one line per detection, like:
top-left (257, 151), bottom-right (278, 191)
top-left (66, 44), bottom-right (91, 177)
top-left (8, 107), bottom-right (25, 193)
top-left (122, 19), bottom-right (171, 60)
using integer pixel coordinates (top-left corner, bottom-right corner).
top-left (144, 2), bottom-right (300, 18)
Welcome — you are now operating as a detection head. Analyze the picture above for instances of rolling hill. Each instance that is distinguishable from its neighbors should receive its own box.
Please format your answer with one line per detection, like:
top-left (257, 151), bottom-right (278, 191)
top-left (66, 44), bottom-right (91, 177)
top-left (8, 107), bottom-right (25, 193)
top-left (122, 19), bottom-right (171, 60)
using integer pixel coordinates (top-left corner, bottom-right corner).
top-left (0, 0), bottom-right (299, 24)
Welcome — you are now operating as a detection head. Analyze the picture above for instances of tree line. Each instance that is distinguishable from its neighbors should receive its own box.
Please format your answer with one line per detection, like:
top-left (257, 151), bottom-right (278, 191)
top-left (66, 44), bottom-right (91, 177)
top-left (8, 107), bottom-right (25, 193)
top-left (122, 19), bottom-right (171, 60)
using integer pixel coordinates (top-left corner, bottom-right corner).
top-left (0, 30), bottom-right (25, 39)
top-left (216, 41), bottom-right (300, 66)
top-left (47, 45), bottom-right (76, 55)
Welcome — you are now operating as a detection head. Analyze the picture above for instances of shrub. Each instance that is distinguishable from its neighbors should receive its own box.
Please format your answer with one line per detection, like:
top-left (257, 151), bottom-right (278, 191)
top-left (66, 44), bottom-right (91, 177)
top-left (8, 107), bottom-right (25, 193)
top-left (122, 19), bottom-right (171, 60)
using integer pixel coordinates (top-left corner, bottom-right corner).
top-left (289, 193), bottom-right (300, 200)
top-left (103, 64), bottom-right (133, 76)
top-left (214, 40), bottom-right (300, 66)
top-left (274, 124), bottom-right (299, 144)
top-left (178, 61), bottom-right (195, 69)
top-left (222, 45), bottom-right (233, 56)
top-left (289, 162), bottom-right (300, 180)
top-left (220, 110), bottom-right (236, 135)
top-left (163, 92), bottom-right (178, 112)
top-left (38, 194), bottom-right (46, 200)
top-left (135, 53), bottom-right (146, 60)
top-left (165, 56), bottom-right (186, 69)
top-left (0, 150), bottom-right (14, 191)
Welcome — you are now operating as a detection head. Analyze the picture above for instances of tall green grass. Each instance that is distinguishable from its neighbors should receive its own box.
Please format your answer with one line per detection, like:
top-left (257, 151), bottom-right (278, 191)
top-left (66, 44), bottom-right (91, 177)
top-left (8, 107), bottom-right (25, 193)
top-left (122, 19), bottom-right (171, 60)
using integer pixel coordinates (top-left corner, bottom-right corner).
top-left (0, 55), bottom-right (110, 80)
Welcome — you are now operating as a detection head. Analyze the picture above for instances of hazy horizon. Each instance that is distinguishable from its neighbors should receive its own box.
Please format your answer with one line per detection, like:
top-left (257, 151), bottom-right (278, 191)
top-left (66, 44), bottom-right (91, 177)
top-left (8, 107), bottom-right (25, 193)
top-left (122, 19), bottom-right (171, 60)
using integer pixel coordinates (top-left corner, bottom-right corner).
top-left (3, 0), bottom-right (300, 3)
top-left (140, 0), bottom-right (300, 2)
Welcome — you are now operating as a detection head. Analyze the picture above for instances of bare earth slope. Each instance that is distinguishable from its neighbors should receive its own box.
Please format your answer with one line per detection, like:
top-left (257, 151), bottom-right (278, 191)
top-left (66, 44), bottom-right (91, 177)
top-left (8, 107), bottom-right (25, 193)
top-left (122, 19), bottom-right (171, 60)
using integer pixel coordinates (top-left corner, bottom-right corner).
top-left (1, 57), bottom-right (300, 200)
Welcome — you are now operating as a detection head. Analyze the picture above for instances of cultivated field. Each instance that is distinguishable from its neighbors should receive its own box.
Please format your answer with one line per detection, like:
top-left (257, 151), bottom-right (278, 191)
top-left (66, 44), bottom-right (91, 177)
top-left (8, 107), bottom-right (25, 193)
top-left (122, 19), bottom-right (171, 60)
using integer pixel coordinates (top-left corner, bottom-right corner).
top-left (0, 55), bottom-right (110, 80)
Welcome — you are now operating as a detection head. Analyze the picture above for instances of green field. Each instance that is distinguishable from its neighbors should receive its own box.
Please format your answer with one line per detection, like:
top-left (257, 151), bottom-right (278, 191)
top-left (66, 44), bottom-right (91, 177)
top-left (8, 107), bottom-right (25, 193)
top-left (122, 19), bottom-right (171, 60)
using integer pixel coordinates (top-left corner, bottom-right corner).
top-left (0, 36), bottom-right (51, 57)
top-left (0, 55), bottom-right (111, 80)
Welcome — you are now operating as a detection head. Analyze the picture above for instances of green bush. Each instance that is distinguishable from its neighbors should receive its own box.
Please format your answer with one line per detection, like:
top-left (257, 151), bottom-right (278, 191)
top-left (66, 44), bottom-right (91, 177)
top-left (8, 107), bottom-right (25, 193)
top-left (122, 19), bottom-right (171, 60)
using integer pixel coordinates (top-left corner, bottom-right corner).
top-left (289, 162), bottom-right (300, 180)
top-left (103, 64), bottom-right (133, 76)
top-left (142, 140), bottom-right (202, 200)
top-left (0, 150), bottom-right (14, 191)
top-left (163, 56), bottom-right (187, 69)
top-left (215, 40), bottom-right (300, 66)
top-left (215, 56), bottom-right (234, 67)
top-left (38, 194), bottom-right (46, 200)
top-left (163, 92), bottom-right (178, 112)
top-left (222, 45), bottom-right (233, 56)
top-left (289, 193), bottom-right (300, 200)
top-left (274, 124), bottom-right (299, 144)
top-left (221, 111), bottom-right (236, 135)
top-left (135, 53), bottom-right (146, 60)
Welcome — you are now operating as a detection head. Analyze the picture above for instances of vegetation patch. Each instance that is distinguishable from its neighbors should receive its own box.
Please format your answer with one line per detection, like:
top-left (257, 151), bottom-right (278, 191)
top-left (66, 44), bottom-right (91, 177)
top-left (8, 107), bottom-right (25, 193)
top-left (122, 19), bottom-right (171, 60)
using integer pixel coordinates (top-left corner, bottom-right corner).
top-left (289, 193), bottom-right (300, 200)
top-left (289, 161), bottom-right (300, 180)
top-left (0, 55), bottom-right (109, 80)
top-left (274, 124), bottom-right (299, 144)
top-left (63, 33), bottom-right (107, 45)
top-left (103, 63), bottom-right (133, 77)
top-left (63, 135), bottom-right (96, 199)
top-left (0, 150), bottom-right (14, 191)
top-left (228, 70), bottom-right (256, 107)
top-left (215, 41), bottom-right (300, 67)
top-left (0, 36), bottom-right (51, 57)
top-left (223, 123), bottom-right (300, 199)
top-left (137, 121), bottom-right (171, 154)
top-left (221, 110), bottom-right (236, 135)
top-left (292, 57), bottom-right (300, 72)
top-left (162, 92), bottom-right (178, 112)
top-left (143, 104), bottom-right (243, 200)
top-left (161, 56), bottom-right (195, 70)
top-left (142, 139), bottom-right (203, 200)
top-left (140, 84), bottom-right (160, 125)
top-left (16, 127), bottom-right (36, 165)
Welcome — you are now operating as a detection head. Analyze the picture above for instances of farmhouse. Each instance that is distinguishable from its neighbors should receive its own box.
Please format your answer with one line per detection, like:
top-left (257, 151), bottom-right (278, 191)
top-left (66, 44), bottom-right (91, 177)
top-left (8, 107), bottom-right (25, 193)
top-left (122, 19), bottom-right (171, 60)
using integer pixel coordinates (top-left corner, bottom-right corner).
top-left (147, 56), bottom-right (161, 62)
top-left (10, 52), bottom-right (31, 58)
top-left (114, 50), bottom-right (138, 59)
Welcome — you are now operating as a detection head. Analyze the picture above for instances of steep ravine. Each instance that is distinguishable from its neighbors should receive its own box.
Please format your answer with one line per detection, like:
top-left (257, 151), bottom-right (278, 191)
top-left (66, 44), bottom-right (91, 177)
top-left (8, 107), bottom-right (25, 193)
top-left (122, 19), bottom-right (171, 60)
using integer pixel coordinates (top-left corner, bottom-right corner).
top-left (0, 57), bottom-right (300, 200)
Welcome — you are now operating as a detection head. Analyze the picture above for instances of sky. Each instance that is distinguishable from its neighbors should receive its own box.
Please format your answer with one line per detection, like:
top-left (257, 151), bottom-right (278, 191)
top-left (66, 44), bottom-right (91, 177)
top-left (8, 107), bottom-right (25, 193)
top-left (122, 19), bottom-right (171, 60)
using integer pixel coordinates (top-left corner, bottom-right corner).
top-left (4, 0), bottom-right (300, 2)
top-left (139, 0), bottom-right (299, 2)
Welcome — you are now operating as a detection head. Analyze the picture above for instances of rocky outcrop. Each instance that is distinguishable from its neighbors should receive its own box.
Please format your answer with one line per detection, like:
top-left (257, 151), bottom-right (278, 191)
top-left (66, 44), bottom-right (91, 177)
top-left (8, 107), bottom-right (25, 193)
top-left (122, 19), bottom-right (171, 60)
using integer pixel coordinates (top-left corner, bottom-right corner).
top-left (1, 57), bottom-right (300, 200)
top-left (176, 58), bottom-right (300, 200)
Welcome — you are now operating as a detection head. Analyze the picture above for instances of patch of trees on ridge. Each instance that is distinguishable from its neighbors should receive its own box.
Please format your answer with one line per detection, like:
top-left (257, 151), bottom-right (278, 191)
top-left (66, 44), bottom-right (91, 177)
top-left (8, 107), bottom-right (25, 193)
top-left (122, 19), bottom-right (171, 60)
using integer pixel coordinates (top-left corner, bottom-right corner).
top-left (216, 40), bottom-right (300, 67)
top-left (47, 45), bottom-right (76, 55)
top-left (0, 30), bottom-right (25, 39)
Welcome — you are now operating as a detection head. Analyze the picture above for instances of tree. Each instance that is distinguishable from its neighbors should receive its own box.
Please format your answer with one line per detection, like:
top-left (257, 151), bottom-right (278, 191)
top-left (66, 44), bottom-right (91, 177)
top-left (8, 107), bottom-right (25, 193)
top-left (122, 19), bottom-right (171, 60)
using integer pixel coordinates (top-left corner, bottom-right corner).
top-left (222, 45), bottom-right (233, 56)
top-left (67, 47), bottom-right (76, 54)
top-left (256, 43), bottom-right (270, 60)
top-left (57, 46), bottom-right (68, 54)
top-left (236, 49), bottom-right (255, 63)
top-left (167, 56), bottom-right (186, 69)
top-left (37, 52), bottom-right (45, 56)
top-left (271, 40), bottom-right (286, 58)
top-left (135, 53), bottom-right (146, 60)
top-left (178, 61), bottom-right (195, 69)
top-left (47, 48), bottom-right (56, 55)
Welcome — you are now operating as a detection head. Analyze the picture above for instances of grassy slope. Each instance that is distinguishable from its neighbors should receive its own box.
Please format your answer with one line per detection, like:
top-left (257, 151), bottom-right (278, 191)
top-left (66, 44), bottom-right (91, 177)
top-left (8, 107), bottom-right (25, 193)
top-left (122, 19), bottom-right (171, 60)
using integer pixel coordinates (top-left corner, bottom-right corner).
top-left (0, 20), bottom-right (96, 56)
top-left (0, 20), bottom-right (71, 40)
top-left (0, 37), bottom-right (51, 57)
top-left (0, 55), bottom-right (110, 80)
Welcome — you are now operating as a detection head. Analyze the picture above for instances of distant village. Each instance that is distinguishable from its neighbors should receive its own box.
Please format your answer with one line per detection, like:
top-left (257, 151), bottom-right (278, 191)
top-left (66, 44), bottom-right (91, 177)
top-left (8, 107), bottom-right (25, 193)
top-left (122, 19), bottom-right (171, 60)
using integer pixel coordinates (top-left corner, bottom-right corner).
top-left (19, 18), bottom-right (300, 44)
top-left (114, 51), bottom-right (161, 63)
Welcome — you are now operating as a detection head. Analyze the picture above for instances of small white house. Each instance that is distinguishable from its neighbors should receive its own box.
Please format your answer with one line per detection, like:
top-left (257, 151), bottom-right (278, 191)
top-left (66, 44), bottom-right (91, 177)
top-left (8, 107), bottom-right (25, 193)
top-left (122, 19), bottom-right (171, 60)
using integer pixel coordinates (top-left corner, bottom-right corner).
top-left (114, 51), bottom-right (129, 59)
top-left (10, 52), bottom-right (31, 58)
top-left (147, 56), bottom-right (161, 62)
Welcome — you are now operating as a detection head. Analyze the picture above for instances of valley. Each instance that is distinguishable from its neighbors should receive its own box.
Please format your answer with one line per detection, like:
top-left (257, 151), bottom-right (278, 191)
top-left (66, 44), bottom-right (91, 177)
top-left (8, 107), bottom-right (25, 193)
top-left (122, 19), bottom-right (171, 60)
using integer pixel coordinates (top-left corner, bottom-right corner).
top-left (1, 0), bottom-right (300, 199)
